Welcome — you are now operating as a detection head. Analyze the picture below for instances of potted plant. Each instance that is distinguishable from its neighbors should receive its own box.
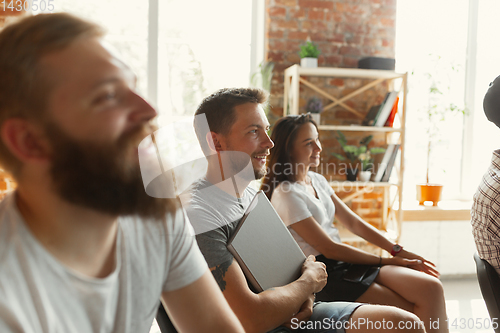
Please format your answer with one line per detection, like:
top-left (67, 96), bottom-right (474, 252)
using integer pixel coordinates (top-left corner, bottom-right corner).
top-left (306, 96), bottom-right (323, 124)
top-left (299, 40), bottom-right (320, 68)
top-left (415, 56), bottom-right (468, 206)
top-left (358, 147), bottom-right (386, 182)
top-left (331, 131), bottom-right (385, 181)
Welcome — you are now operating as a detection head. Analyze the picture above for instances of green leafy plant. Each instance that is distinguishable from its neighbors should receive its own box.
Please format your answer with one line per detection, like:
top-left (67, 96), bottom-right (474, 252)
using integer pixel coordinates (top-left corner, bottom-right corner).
top-left (299, 41), bottom-right (320, 59)
top-left (331, 131), bottom-right (385, 171)
top-left (416, 55), bottom-right (469, 183)
top-left (359, 148), bottom-right (386, 171)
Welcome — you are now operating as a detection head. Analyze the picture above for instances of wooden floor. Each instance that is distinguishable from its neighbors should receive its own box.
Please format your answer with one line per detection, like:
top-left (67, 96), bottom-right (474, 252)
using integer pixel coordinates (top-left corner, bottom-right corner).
top-left (443, 277), bottom-right (494, 333)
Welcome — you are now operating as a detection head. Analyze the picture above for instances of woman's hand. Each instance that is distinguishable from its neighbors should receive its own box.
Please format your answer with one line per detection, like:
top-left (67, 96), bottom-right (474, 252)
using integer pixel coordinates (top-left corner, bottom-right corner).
top-left (393, 249), bottom-right (440, 278)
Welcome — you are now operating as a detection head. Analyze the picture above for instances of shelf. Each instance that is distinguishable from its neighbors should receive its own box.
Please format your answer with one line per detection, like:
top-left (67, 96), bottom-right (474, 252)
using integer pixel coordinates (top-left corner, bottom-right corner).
top-left (400, 200), bottom-right (473, 221)
top-left (285, 65), bottom-right (406, 80)
top-left (284, 65), bottom-right (408, 242)
top-left (329, 181), bottom-right (398, 188)
top-left (318, 125), bottom-right (402, 132)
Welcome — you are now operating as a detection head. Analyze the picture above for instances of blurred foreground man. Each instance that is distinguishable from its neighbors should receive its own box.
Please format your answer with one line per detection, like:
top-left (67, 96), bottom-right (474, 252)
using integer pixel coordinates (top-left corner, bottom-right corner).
top-left (472, 75), bottom-right (500, 276)
top-left (0, 13), bottom-right (244, 333)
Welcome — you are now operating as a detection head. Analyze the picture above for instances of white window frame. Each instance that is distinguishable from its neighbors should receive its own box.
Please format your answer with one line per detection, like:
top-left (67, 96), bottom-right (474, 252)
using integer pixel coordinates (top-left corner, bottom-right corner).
top-left (147, 0), bottom-right (159, 108)
top-left (460, 0), bottom-right (478, 200)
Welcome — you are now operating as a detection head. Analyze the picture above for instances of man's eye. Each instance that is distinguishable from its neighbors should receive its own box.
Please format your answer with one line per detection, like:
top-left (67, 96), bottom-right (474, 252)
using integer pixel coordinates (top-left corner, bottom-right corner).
top-left (249, 130), bottom-right (257, 134)
top-left (94, 92), bottom-right (117, 105)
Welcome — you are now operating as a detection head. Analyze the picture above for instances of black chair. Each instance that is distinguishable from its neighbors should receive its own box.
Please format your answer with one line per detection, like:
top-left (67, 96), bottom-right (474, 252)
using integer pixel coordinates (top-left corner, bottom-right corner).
top-left (156, 303), bottom-right (178, 333)
top-left (474, 252), bottom-right (500, 333)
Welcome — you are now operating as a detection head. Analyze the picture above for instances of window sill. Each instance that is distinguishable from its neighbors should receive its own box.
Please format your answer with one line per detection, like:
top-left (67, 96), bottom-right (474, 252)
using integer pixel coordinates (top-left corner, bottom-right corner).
top-left (400, 200), bottom-right (472, 221)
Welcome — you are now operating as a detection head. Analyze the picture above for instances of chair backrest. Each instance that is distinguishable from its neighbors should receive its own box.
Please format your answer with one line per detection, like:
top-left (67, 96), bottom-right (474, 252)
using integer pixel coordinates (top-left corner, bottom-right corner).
top-left (474, 252), bottom-right (500, 333)
top-left (156, 303), bottom-right (178, 333)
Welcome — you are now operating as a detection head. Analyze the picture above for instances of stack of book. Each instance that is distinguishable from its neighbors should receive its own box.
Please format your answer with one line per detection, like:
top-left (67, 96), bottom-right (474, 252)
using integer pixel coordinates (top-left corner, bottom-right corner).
top-left (372, 144), bottom-right (400, 182)
top-left (362, 91), bottom-right (399, 127)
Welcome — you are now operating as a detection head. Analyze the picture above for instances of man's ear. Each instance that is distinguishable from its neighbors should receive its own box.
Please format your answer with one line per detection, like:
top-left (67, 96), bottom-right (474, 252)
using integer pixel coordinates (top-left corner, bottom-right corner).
top-left (1, 118), bottom-right (51, 163)
top-left (206, 131), bottom-right (223, 153)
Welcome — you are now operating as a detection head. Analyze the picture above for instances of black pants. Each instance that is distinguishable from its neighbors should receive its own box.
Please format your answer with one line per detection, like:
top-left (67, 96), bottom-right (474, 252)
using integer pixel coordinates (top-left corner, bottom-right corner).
top-left (314, 255), bottom-right (380, 302)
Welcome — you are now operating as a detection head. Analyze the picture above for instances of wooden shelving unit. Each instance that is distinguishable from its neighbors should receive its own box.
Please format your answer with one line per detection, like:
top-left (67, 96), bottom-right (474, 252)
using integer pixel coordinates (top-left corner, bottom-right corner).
top-left (283, 64), bottom-right (408, 241)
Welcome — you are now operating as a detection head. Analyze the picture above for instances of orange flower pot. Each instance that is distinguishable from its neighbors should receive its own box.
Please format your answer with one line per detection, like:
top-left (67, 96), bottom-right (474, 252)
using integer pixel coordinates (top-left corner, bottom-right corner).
top-left (416, 184), bottom-right (443, 206)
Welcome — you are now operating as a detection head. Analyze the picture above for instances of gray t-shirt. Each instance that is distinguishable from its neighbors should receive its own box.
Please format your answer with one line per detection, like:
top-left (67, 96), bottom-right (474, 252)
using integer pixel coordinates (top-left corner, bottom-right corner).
top-left (0, 192), bottom-right (207, 333)
top-left (185, 178), bottom-right (256, 268)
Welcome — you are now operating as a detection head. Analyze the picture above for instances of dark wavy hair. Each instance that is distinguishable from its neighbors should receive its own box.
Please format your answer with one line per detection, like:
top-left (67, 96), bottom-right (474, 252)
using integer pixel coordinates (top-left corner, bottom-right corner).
top-left (260, 114), bottom-right (317, 199)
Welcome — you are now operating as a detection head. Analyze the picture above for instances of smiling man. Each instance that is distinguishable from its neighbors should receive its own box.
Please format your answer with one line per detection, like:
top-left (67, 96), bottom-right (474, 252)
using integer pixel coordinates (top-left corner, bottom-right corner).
top-left (0, 13), bottom-right (243, 333)
top-left (185, 88), bottom-right (426, 333)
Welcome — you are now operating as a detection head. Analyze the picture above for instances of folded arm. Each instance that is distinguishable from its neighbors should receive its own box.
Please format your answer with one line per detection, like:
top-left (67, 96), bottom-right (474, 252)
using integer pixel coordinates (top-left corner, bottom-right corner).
top-left (212, 256), bottom-right (326, 333)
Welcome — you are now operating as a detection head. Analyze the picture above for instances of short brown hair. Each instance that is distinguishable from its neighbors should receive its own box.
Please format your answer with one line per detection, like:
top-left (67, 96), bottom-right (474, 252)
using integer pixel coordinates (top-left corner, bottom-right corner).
top-left (194, 87), bottom-right (268, 155)
top-left (0, 13), bottom-right (103, 175)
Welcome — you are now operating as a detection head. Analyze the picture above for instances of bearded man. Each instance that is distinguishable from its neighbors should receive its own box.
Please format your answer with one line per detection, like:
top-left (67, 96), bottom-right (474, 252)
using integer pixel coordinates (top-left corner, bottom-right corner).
top-left (0, 13), bottom-right (243, 333)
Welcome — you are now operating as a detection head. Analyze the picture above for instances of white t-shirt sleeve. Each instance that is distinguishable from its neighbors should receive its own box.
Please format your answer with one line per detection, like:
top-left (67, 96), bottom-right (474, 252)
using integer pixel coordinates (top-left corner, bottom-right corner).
top-left (162, 209), bottom-right (208, 292)
top-left (271, 183), bottom-right (313, 227)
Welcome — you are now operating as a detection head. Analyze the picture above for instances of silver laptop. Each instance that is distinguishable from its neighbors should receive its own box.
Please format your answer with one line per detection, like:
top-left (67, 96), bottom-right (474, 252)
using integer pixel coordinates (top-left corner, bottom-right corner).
top-left (227, 191), bottom-right (306, 292)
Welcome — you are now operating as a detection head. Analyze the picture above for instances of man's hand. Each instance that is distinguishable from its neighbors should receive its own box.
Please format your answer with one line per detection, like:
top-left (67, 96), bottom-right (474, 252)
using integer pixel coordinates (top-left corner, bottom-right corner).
top-left (301, 255), bottom-right (327, 293)
top-left (395, 249), bottom-right (440, 278)
top-left (282, 293), bottom-right (315, 329)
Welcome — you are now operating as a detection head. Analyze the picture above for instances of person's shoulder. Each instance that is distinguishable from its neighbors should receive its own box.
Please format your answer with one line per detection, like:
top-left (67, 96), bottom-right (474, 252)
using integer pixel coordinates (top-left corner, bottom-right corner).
top-left (272, 180), bottom-right (303, 201)
top-left (309, 171), bottom-right (333, 190)
top-left (489, 151), bottom-right (500, 187)
top-left (477, 156), bottom-right (500, 200)
top-left (185, 178), bottom-right (220, 208)
top-left (118, 207), bottom-right (188, 247)
top-left (309, 171), bottom-right (328, 183)
top-left (245, 184), bottom-right (258, 197)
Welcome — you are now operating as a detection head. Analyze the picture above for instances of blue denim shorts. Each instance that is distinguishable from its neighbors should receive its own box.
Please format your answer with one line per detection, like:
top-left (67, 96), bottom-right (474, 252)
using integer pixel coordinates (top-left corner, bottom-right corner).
top-left (268, 301), bottom-right (363, 333)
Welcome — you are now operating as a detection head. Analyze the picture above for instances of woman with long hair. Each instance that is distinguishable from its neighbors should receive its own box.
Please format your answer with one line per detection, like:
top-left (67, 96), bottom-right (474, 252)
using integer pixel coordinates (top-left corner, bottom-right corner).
top-left (261, 114), bottom-right (448, 333)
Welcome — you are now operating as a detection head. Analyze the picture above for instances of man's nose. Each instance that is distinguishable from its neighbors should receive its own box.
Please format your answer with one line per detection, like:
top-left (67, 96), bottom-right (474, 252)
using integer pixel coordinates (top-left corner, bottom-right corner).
top-left (262, 132), bottom-right (274, 149)
top-left (129, 93), bottom-right (158, 124)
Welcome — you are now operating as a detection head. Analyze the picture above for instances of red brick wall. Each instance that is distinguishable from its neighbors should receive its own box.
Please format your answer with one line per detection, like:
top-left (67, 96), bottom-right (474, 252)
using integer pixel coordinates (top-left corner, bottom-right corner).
top-left (264, 0), bottom-right (397, 234)
top-left (265, 0), bottom-right (397, 116)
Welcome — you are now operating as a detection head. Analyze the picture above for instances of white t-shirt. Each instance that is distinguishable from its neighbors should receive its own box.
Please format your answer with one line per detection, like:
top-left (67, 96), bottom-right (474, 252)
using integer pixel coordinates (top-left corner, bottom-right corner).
top-left (0, 192), bottom-right (207, 333)
top-left (271, 171), bottom-right (341, 257)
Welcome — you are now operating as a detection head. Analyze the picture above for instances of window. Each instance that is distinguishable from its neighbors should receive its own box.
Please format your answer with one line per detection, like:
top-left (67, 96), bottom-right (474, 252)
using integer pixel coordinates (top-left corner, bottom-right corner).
top-left (156, 0), bottom-right (254, 125)
top-left (395, 0), bottom-right (499, 203)
top-left (464, 0), bottom-right (500, 196)
top-left (53, 0), bottom-right (259, 128)
top-left (53, 0), bottom-right (149, 96)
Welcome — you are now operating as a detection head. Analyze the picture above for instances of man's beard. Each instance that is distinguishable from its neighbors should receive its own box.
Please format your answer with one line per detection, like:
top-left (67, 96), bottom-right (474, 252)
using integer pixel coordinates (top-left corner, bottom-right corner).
top-left (254, 162), bottom-right (267, 180)
top-left (46, 122), bottom-right (176, 220)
